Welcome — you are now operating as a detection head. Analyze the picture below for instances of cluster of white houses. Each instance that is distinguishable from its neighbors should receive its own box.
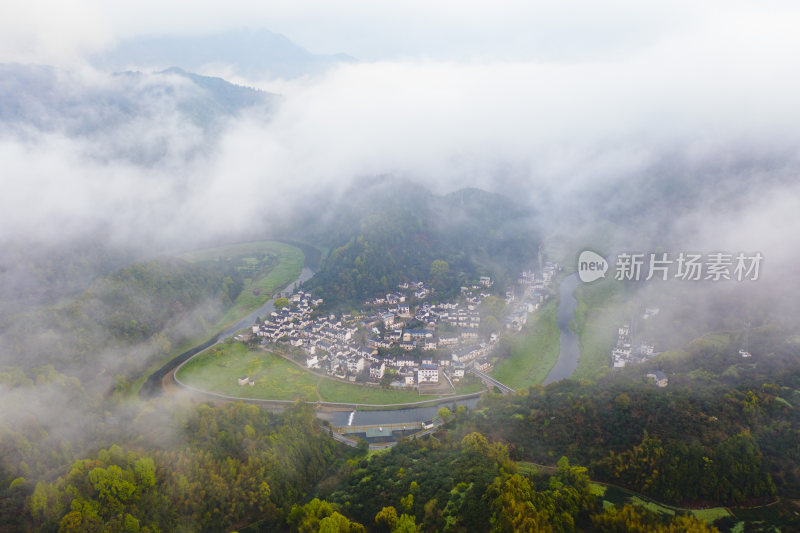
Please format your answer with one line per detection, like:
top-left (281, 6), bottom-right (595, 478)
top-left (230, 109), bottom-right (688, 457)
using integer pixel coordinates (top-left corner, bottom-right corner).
top-left (507, 262), bottom-right (557, 331)
top-left (252, 267), bottom-right (557, 389)
top-left (611, 324), bottom-right (655, 369)
top-left (612, 306), bottom-right (670, 385)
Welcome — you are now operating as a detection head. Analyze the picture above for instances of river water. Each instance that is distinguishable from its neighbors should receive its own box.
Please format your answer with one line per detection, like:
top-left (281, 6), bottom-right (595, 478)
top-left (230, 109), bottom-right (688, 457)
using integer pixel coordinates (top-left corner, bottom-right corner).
top-left (543, 272), bottom-right (581, 384)
top-left (319, 397), bottom-right (482, 427)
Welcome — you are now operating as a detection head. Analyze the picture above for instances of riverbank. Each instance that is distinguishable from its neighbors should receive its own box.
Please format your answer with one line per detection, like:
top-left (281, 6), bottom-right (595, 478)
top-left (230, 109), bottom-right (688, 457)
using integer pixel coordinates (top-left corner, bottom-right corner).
top-left (490, 300), bottom-right (561, 389)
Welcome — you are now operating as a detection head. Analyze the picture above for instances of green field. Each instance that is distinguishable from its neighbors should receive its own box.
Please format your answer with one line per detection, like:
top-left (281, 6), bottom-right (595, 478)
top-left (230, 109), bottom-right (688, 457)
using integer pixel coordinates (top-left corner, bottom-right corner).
top-left (177, 343), bottom-right (319, 401)
top-left (132, 241), bottom-right (305, 394)
top-left (570, 278), bottom-right (627, 381)
top-left (591, 483), bottom-right (731, 524)
top-left (317, 378), bottom-right (429, 404)
top-left (517, 461), bottom-right (557, 477)
top-left (453, 380), bottom-right (487, 395)
top-left (490, 301), bottom-right (560, 389)
top-left (516, 462), bottom-right (731, 525)
top-left (178, 343), bottom-right (482, 406)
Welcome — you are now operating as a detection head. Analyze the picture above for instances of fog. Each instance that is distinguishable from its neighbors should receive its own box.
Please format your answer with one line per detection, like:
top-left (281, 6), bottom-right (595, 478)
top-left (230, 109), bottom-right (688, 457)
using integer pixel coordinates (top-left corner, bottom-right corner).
top-left (2, 3), bottom-right (800, 504)
top-left (3, 32), bottom-right (800, 253)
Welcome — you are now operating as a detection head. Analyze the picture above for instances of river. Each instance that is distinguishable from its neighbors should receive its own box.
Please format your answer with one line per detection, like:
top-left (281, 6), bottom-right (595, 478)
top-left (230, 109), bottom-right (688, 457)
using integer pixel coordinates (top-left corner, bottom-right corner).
top-left (219, 266), bottom-right (315, 340)
top-left (543, 272), bottom-right (580, 384)
top-left (318, 398), bottom-right (482, 427)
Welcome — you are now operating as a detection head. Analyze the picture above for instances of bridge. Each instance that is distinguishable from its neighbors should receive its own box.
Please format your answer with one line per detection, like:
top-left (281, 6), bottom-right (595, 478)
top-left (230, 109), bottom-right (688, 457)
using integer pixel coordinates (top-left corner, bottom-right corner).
top-left (469, 368), bottom-right (515, 394)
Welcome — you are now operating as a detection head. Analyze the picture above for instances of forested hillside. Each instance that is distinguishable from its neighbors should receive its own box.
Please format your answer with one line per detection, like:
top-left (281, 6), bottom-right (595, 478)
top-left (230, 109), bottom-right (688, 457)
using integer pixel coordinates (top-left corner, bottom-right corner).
top-left (301, 181), bottom-right (540, 307)
top-left (315, 431), bottom-right (720, 532)
top-left (1, 404), bottom-right (345, 532)
top-left (0, 240), bottom-right (134, 316)
top-left (459, 345), bottom-right (800, 509)
top-left (0, 257), bottom-right (241, 382)
top-left (0, 398), bottom-right (726, 532)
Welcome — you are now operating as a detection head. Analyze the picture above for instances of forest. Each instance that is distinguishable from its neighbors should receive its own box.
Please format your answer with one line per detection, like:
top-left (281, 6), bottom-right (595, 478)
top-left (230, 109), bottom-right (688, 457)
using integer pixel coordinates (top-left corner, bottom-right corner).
top-left (300, 182), bottom-right (540, 307)
top-left (0, 399), bottom-right (728, 532)
top-left (3, 320), bottom-right (799, 531)
top-left (457, 345), bottom-right (800, 510)
top-left (0, 257), bottom-right (243, 384)
top-left (2, 403), bottom-right (343, 532)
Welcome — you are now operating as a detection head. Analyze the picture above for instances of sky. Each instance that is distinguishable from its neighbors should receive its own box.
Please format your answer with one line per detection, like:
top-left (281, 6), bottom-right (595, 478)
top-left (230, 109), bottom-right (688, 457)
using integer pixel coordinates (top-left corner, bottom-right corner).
top-left (0, 1), bottom-right (797, 65)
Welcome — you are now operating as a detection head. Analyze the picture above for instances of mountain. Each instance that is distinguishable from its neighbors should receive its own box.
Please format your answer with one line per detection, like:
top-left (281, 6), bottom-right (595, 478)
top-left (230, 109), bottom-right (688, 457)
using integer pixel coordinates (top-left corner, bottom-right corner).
top-left (296, 179), bottom-right (540, 306)
top-left (91, 27), bottom-right (356, 80)
top-left (0, 63), bottom-right (276, 167)
top-left (0, 256), bottom-right (241, 377)
top-left (0, 63), bottom-right (274, 135)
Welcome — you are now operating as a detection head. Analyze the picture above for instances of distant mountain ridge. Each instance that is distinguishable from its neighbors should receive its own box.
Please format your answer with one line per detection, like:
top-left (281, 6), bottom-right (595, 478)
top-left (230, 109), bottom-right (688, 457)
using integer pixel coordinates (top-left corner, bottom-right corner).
top-left (0, 63), bottom-right (273, 133)
top-left (91, 27), bottom-right (356, 80)
top-left (0, 63), bottom-right (275, 164)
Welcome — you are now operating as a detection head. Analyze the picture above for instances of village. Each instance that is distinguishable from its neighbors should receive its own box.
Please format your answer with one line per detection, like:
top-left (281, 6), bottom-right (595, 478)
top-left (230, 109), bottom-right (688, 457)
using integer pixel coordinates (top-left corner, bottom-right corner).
top-left (247, 263), bottom-right (558, 391)
top-left (611, 321), bottom-right (655, 370)
top-left (610, 307), bottom-right (667, 387)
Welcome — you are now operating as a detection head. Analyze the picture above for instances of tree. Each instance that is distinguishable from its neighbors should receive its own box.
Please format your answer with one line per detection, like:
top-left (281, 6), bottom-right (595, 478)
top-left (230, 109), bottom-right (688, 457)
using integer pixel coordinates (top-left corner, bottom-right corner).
top-left (487, 474), bottom-right (539, 533)
top-left (356, 438), bottom-right (369, 454)
top-left (318, 512), bottom-right (367, 533)
top-left (481, 296), bottom-right (506, 320)
top-left (400, 494), bottom-right (414, 513)
top-left (460, 432), bottom-right (514, 472)
top-left (422, 499), bottom-right (441, 532)
top-left (375, 506), bottom-right (399, 532)
top-left (614, 393), bottom-right (631, 410)
top-left (289, 498), bottom-right (364, 533)
top-left (437, 407), bottom-right (452, 421)
top-left (591, 504), bottom-right (719, 532)
top-left (393, 514), bottom-right (419, 533)
top-left (430, 260), bottom-right (450, 291)
top-left (274, 297), bottom-right (290, 309)
top-left (380, 369), bottom-right (398, 389)
top-left (480, 315), bottom-right (501, 337)
top-left (430, 260), bottom-right (450, 279)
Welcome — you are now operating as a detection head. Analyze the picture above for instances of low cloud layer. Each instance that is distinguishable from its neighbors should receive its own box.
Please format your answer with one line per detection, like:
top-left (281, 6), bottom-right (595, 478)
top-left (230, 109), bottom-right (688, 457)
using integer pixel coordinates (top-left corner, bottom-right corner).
top-left (1, 2), bottom-right (798, 275)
